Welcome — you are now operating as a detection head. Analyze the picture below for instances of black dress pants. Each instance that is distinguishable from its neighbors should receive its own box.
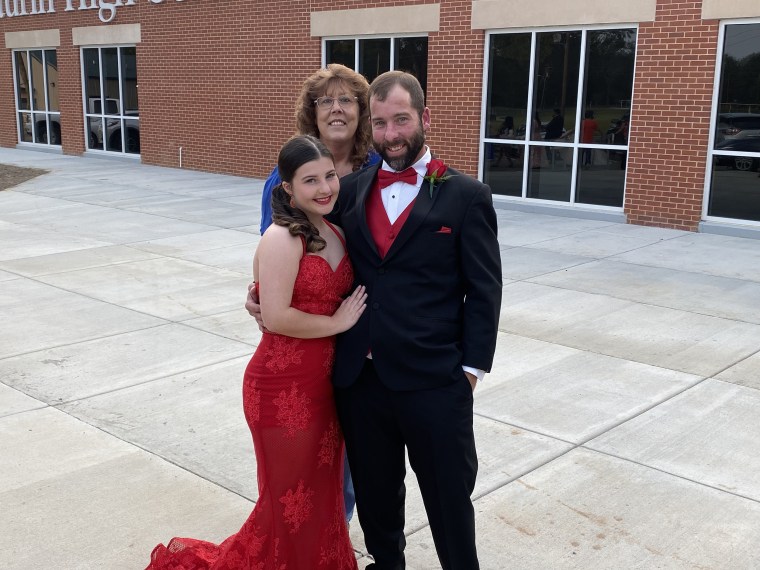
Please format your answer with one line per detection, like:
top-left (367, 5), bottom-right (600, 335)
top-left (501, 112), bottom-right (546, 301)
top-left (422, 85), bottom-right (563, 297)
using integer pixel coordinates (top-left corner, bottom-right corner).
top-left (335, 359), bottom-right (479, 570)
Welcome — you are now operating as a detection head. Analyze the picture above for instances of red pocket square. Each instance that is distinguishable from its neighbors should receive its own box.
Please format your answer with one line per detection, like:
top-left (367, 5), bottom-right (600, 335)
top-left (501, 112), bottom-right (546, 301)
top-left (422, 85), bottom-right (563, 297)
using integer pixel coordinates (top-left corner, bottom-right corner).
top-left (436, 226), bottom-right (452, 234)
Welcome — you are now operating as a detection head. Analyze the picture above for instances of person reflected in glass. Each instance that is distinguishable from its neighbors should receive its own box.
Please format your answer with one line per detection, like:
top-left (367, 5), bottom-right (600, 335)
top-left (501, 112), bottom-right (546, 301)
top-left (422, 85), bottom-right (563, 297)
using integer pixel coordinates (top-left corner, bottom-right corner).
top-left (614, 114), bottom-right (630, 170)
top-left (492, 115), bottom-right (516, 168)
top-left (565, 110), bottom-right (603, 169)
top-left (544, 107), bottom-right (565, 166)
top-left (531, 111), bottom-right (543, 169)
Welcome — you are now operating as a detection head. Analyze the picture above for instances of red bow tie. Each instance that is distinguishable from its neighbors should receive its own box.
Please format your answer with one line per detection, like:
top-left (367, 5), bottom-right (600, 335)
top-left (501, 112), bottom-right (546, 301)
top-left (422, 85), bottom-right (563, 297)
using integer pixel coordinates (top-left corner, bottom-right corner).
top-left (377, 167), bottom-right (418, 189)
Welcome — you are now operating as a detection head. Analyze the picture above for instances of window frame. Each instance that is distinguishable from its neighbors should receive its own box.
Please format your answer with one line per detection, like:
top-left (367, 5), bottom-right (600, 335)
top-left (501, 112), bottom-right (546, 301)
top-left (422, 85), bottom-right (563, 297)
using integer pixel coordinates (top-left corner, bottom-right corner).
top-left (79, 44), bottom-right (140, 157)
top-left (12, 48), bottom-right (61, 147)
top-left (703, 19), bottom-right (760, 227)
top-left (321, 33), bottom-right (428, 84)
top-left (479, 23), bottom-right (639, 210)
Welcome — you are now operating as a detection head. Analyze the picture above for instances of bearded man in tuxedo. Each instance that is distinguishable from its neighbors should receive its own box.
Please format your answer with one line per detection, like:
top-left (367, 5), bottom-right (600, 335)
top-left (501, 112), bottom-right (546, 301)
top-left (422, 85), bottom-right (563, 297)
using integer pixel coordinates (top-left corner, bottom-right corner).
top-left (330, 71), bottom-right (502, 570)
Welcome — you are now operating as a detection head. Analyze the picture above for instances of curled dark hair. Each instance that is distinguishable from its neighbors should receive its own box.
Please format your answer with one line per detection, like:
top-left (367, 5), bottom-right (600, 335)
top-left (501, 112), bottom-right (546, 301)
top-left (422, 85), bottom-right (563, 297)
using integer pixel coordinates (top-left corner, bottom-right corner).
top-left (271, 135), bottom-right (334, 252)
top-left (294, 64), bottom-right (372, 171)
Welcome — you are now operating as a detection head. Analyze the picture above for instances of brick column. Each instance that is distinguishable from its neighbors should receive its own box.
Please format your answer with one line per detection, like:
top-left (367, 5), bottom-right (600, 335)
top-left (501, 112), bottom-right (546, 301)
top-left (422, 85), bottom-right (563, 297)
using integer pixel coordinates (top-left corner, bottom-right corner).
top-left (426, 0), bottom-right (484, 176)
top-left (625, 0), bottom-right (718, 230)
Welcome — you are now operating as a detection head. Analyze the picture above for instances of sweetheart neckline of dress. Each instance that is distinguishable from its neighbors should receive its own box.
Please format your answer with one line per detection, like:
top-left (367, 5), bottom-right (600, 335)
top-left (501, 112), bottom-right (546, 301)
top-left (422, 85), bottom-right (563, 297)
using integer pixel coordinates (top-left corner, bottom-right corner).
top-left (303, 252), bottom-right (350, 274)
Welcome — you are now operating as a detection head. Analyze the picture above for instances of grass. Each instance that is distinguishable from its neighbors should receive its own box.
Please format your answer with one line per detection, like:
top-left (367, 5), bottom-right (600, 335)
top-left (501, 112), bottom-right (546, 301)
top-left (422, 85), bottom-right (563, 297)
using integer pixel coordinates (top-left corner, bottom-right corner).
top-left (0, 164), bottom-right (48, 191)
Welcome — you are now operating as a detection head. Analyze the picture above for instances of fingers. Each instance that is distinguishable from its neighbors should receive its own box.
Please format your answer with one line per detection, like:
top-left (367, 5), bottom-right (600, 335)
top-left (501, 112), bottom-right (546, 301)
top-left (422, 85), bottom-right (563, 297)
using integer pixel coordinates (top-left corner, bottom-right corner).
top-left (245, 297), bottom-right (257, 317)
top-left (336, 285), bottom-right (367, 327)
top-left (345, 285), bottom-right (367, 312)
top-left (349, 285), bottom-right (367, 305)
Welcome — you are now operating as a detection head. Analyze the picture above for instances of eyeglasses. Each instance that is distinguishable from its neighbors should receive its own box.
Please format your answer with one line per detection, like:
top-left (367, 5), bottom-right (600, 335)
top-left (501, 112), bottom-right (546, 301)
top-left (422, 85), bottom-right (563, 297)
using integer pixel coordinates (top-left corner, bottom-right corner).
top-left (314, 95), bottom-right (358, 110)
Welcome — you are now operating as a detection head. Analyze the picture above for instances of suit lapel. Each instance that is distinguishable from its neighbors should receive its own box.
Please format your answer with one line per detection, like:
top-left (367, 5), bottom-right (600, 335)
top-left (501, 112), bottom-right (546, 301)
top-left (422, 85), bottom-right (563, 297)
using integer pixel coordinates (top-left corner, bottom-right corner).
top-left (354, 163), bottom-right (381, 259)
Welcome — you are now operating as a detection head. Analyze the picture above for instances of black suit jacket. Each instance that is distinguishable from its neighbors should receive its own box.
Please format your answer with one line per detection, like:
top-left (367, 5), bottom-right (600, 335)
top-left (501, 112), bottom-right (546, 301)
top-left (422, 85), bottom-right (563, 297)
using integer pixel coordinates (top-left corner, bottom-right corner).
top-left (331, 162), bottom-right (502, 391)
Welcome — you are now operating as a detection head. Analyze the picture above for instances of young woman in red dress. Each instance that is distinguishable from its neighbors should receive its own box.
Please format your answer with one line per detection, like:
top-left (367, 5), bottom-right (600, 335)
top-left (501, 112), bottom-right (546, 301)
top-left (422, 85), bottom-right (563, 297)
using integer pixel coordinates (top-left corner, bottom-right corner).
top-left (146, 135), bottom-right (366, 570)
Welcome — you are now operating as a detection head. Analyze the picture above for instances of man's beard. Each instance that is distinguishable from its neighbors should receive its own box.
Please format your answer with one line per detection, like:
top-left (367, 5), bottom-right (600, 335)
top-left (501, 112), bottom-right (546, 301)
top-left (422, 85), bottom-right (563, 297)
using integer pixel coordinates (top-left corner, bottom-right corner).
top-left (375, 123), bottom-right (426, 171)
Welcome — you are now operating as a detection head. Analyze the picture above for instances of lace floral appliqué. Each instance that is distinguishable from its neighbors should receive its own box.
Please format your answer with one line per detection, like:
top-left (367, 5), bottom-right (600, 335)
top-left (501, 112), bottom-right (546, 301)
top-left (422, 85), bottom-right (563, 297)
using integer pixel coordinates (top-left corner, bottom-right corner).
top-left (317, 421), bottom-right (340, 467)
top-left (265, 335), bottom-right (305, 373)
top-left (273, 382), bottom-right (312, 437)
top-left (279, 480), bottom-right (315, 533)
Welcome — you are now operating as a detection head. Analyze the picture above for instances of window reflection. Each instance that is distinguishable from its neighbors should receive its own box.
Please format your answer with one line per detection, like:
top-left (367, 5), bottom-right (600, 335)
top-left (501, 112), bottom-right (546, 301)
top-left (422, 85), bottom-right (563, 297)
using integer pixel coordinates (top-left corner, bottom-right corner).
top-left (87, 116), bottom-right (103, 150)
top-left (483, 142), bottom-right (524, 197)
top-left (121, 47), bottom-right (138, 115)
top-left (533, 32), bottom-right (581, 137)
top-left (30, 50), bottom-right (45, 112)
top-left (14, 49), bottom-right (61, 146)
top-left (19, 113), bottom-right (32, 142)
top-left (83, 48), bottom-right (100, 112)
top-left (527, 145), bottom-right (572, 201)
top-left (582, 29), bottom-right (636, 147)
top-left (46, 50), bottom-right (59, 112)
top-left (359, 39), bottom-right (390, 84)
top-left (395, 37), bottom-right (427, 93)
top-left (82, 46), bottom-right (139, 155)
top-left (708, 23), bottom-right (760, 221)
top-left (15, 52), bottom-right (29, 110)
top-left (326, 40), bottom-right (354, 69)
top-left (483, 28), bottom-right (635, 204)
top-left (325, 36), bottom-right (428, 94)
top-left (576, 150), bottom-right (626, 206)
top-left (709, 155), bottom-right (760, 221)
top-left (102, 48), bottom-right (120, 114)
top-left (486, 34), bottom-right (530, 141)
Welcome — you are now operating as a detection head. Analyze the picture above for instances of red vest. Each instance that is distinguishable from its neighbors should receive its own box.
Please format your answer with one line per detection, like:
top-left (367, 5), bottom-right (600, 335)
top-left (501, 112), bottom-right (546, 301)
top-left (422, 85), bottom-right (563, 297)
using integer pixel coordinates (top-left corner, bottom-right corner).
top-left (365, 180), bottom-right (416, 258)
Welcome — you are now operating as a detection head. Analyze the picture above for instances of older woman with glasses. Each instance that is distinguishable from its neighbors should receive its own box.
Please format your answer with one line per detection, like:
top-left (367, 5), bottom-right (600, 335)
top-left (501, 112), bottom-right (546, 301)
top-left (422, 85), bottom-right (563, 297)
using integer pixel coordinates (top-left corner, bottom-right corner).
top-left (259, 64), bottom-right (380, 235)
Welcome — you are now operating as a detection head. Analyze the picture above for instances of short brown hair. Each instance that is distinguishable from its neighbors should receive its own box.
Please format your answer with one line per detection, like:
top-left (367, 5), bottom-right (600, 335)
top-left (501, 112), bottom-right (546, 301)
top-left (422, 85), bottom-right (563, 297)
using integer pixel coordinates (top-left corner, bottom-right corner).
top-left (294, 64), bottom-right (372, 171)
top-left (368, 71), bottom-right (425, 118)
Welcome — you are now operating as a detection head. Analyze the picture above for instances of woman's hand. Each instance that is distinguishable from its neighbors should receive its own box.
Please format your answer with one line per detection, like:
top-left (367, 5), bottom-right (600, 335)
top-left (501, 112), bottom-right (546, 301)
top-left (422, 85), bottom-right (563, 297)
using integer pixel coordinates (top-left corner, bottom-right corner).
top-left (331, 285), bottom-right (367, 333)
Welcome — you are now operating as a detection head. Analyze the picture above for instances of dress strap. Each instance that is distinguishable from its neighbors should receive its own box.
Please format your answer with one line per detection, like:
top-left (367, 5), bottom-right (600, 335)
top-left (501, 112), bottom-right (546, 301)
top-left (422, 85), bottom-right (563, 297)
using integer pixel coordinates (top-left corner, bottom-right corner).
top-left (298, 235), bottom-right (307, 255)
top-left (324, 219), bottom-right (347, 250)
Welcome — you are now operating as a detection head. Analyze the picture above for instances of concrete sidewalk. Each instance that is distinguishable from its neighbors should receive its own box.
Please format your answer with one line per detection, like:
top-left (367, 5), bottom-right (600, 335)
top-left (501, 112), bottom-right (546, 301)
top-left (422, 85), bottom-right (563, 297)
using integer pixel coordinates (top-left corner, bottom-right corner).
top-left (1, 147), bottom-right (759, 569)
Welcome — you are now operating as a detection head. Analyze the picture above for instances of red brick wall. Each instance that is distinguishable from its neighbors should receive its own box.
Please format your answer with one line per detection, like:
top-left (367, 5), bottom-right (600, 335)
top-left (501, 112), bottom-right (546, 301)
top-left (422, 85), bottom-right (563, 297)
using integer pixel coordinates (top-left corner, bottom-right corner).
top-left (0, 1), bottom-right (484, 180)
top-left (0, 1), bottom-right (319, 178)
top-left (427, 0), bottom-right (483, 176)
top-left (137, 0), bottom-right (318, 176)
top-left (625, 0), bottom-right (719, 230)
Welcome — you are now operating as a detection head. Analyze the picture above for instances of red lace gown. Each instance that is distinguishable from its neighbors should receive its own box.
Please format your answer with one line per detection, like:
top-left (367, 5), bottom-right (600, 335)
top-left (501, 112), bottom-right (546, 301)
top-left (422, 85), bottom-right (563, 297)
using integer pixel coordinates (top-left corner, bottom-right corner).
top-left (147, 224), bottom-right (358, 570)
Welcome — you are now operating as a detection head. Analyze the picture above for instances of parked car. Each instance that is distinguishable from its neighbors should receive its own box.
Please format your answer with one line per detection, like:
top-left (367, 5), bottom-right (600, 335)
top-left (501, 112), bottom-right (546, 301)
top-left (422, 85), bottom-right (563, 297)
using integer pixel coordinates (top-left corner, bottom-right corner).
top-left (22, 114), bottom-right (62, 145)
top-left (87, 97), bottom-right (140, 153)
top-left (715, 113), bottom-right (760, 143)
top-left (714, 136), bottom-right (760, 171)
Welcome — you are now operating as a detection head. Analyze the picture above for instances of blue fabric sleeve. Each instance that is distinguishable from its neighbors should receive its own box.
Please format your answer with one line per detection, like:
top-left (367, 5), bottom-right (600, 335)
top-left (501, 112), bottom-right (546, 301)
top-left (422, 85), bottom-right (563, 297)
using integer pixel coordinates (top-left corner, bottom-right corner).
top-left (365, 149), bottom-right (381, 167)
top-left (260, 166), bottom-right (281, 235)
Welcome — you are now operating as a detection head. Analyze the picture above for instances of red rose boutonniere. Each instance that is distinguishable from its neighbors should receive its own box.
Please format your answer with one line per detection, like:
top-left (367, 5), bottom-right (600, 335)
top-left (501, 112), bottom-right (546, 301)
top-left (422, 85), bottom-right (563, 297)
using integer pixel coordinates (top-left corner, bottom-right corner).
top-left (423, 159), bottom-right (453, 198)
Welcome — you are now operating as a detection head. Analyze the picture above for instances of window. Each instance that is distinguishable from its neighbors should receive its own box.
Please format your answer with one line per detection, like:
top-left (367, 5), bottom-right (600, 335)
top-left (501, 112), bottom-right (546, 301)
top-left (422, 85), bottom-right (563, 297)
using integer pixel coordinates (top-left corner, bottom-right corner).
top-left (324, 36), bottom-right (428, 92)
top-left (707, 22), bottom-right (760, 224)
top-left (482, 28), bottom-right (637, 208)
top-left (14, 49), bottom-right (61, 146)
top-left (81, 46), bottom-right (140, 155)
